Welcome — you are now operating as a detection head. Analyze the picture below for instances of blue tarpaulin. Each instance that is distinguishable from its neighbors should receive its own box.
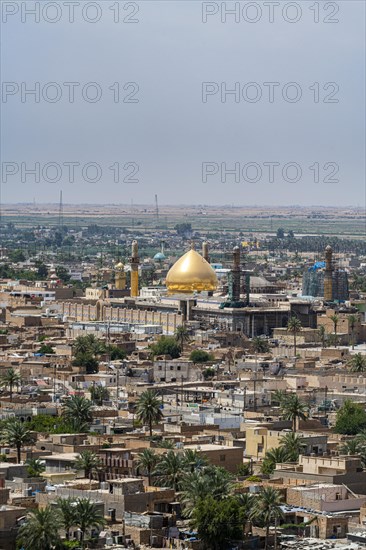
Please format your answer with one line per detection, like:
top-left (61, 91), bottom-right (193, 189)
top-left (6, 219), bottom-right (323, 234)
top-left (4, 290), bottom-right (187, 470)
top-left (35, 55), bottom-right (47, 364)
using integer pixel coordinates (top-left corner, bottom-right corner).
top-left (308, 261), bottom-right (325, 272)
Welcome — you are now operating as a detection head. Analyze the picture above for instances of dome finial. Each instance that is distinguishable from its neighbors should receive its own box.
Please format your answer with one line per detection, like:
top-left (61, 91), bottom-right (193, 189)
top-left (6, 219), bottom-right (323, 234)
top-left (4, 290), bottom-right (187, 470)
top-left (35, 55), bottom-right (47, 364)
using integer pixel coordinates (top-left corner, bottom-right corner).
top-left (190, 241), bottom-right (195, 250)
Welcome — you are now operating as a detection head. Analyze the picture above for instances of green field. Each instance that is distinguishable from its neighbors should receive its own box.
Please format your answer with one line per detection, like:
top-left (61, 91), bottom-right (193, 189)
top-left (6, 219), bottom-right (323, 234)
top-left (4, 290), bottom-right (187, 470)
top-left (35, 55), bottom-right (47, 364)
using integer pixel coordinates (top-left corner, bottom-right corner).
top-left (1, 204), bottom-right (365, 238)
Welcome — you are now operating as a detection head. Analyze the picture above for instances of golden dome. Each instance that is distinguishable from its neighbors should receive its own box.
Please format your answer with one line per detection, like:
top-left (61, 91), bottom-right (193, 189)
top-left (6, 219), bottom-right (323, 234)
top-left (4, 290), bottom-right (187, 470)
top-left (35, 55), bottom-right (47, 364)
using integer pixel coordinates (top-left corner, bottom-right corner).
top-left (115, 262), bottom-right (124, 270)
top-left (166, 248), bottom-right (218, 293)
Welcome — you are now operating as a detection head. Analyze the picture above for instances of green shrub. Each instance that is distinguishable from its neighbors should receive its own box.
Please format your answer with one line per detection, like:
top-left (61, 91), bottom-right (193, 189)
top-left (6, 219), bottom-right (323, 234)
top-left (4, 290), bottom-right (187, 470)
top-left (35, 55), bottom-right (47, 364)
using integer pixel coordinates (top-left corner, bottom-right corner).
top-left (149, 336), bottom-right (181, 359)
top-left (190, 350), bottom-right (214, 364)
top-left (246, 475), bottom-right (262, 482)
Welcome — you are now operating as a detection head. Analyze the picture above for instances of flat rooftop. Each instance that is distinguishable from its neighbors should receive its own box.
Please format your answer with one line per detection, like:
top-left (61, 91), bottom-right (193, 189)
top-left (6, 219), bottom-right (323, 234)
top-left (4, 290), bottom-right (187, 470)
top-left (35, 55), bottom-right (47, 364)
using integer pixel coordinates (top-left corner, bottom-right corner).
top-left (110, 477), bottom-right (142, 484)
top-left (184, 444), bottom-right (241, 451)
top-left (291, 483), bottom-right (345, 491)
top-left (43, 453), bottom-right (78, 461)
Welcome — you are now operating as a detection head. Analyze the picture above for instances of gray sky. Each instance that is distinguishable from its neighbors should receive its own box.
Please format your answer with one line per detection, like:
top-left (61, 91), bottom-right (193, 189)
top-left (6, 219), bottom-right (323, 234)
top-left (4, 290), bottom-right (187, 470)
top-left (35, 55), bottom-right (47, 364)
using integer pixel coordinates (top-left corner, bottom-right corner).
top-left (1, 0), bottom-right (365, 206)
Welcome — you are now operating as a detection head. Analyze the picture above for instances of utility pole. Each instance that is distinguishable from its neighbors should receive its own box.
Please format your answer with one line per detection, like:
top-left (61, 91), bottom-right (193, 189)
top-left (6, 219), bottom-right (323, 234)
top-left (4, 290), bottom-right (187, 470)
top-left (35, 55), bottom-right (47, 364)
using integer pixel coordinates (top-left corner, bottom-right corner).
top-left (53, 363), bottom-right (56, 403)
top-left (253, 353), bottom-right (258, 412)
top-left (116, 366), bottom-right (119, 403)
top-left (324, 385), bottom-right (328, 421)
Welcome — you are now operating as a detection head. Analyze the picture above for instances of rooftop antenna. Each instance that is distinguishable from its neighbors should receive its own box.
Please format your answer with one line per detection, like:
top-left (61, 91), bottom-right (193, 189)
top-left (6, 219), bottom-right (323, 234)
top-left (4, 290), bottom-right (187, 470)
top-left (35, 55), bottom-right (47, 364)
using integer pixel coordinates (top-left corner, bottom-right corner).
top-left (58, 190), bottom-right (63, 228)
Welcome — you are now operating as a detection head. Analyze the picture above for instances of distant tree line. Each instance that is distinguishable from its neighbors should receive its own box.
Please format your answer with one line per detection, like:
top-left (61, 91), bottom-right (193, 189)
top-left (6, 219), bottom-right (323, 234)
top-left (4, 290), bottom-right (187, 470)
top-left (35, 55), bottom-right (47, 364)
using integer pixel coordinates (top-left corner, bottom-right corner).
top-left (269, 234), bottom-right (366, 255)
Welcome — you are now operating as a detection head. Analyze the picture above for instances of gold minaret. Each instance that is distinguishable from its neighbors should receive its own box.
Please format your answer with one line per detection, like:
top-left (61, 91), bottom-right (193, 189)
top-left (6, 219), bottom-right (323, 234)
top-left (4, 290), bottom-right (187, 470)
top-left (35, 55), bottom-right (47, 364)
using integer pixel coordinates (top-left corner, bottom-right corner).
top-left (130, 240), bottom-right (139, 297)
top-left (115, 261), bottom-right (126, 290)
top-left (324, 245), bottom-right (333, 302)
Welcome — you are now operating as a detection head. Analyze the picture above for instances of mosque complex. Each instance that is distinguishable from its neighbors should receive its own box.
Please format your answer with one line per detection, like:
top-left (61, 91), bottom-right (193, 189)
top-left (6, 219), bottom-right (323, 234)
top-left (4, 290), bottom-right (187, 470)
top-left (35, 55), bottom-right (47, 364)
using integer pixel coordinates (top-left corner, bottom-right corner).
top-left (59, 240), bottom-right (322, 337)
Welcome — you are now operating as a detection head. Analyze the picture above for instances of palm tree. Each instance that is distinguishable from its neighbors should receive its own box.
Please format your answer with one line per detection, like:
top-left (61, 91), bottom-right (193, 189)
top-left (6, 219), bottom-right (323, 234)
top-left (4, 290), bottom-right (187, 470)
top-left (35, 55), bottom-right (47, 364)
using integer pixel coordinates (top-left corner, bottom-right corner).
top-left (280, 394), bottom-right (308, 432)
top-left (156, 438), bottom-right (175, 449)
top-left (348, 434), bottom-right (366, 467)
top-left (57, 496), bottom-right (76, 540)
top-left (0, 368), bottom-right (21, 401)
top-left (26, 458), bottom-right (45, 478)
top-left (90, 336), bottom-right (106, 357)
top-left (62, 395), bottom-right (93, 432)
top-left (73, 335), bottom-right (105, 374)
top-left (351, 274), bottom-right (366, 292)
top-left (339, 439), bottom-right (363, 455)
top-left (347, 353), bottom-right (366, 373)
top-left (271, 389), bottom-right (287, 407)
top-left (330, 314), bottom-right (339, 346)
top-left (73, 334), bottom-right (105, 356)
top-left (261, 447), bottom-right (292, 475)
top-left (73, 335), bottom-right (91, 355)
top-left (153, 450), bottom-right (185, 491)
top-left (73, 498), bottom-right (106, 548)
top-left (238, 492), bottom-right (254, 537)
top-left (174, 324), bottom-right (190, 352)
top-left (1, 418), bottom-right (34, 462)
top-left (359, 449), bottom-right (366, 469)
top-left (317, 325), bottom-right (326, 348)
top-left (179, 466), bottom-right (233, 517)
top-left (252, 337), bottom-right (270, 354)
top-left (75, 450), bottom-right (102, 480)
top-left (348, 314), bottom-right (358, 349)
top-left (90, 384), bottom-right (110, 405)
top-left (17, 506), bottom-right (62, 550)
top-left (182, 448), bottom-right (208, 473)
top-left (287, 317), bottom-right (302, 358)
top-left (136, 448), bottom-right (158, 485)
top-left (250, 487), bottom-right (284, 550)
top-left (180, 470), bottom-right (211, 517)
top-left (136, 389), bottom-right (163, 437)
top-left (202, 465), bottom-right (234, 497)
top-left (356, 431), bottom-right (366, 445)
top-left (279, 432), bottom-right (305, 461)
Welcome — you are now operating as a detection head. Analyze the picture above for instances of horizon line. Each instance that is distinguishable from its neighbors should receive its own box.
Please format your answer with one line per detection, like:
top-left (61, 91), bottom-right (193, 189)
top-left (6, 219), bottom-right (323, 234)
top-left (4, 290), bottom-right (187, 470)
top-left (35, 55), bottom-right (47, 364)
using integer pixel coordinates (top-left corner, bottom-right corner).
top-left (0, 202), bottom-right (364, 209)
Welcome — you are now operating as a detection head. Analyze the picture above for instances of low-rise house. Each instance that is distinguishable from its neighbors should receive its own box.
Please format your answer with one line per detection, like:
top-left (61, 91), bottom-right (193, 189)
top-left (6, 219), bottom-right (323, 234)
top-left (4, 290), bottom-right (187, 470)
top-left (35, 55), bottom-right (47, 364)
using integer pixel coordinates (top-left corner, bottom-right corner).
top-left (245, 426), bottom-right (328, 459)
top-left (274, 455), bottom-right (366, 494)
top-left (98, 448), bottom-right (135, 479)
top-left (124, 511), bottom-right (176, 547)
top-left (42, 452), bottom-right (79, 484)
top-left (37, 478), bottom-right (175, 522)
top-left (287, 483), bottom-right (366, 513)
top-left (153, 359), bottom-right (193, 383)
top-left (0, 504), bottom-right (27, 550)
top-left (184, 443), bottom-right (243, 473)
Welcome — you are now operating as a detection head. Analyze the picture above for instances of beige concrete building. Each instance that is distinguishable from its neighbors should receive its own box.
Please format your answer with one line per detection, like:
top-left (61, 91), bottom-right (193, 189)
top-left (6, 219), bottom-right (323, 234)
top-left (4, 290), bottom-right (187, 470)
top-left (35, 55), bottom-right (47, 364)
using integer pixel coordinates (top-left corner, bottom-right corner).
top-left (287, 483), bottom-right (366, 513)
top-left (245, 426), bottom-right (327, 459)
top-left (317, 309), bottom-right (366, 345)
top-left (273, 327), bottom-right (321, 344)
top-left (0, 504), bottom-right (27, 550)
top-left (274, 455), bottom-right (366, 494)
top-left (184, 443), bottom-right (243, 473)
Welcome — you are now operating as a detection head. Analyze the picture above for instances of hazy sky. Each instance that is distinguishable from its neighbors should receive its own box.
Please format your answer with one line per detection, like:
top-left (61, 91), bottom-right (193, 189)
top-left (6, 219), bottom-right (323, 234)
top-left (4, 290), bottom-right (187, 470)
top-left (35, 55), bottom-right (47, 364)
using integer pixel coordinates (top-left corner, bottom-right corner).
top-left (1, 0), bottom-right (365, 206)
